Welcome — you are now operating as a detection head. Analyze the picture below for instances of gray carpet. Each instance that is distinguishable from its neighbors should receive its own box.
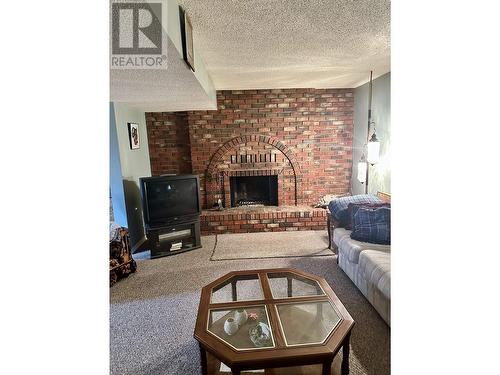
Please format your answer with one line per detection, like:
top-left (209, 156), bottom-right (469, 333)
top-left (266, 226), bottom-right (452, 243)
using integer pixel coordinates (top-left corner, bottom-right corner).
top-left (111, 232), bottom-right (390, 375)
top-left (210, 230), bottom-right (334, 260)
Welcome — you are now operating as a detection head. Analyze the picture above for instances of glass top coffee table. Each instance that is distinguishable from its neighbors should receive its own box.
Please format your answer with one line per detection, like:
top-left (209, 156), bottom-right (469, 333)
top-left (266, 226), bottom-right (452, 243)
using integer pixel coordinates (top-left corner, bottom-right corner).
top-left (194, 268), bottom-right (354, 375)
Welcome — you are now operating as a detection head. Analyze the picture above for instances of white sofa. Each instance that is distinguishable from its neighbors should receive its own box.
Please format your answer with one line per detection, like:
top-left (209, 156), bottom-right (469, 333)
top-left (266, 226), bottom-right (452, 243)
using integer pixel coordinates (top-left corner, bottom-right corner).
top-left (333, 227), bottom-right (391, 326)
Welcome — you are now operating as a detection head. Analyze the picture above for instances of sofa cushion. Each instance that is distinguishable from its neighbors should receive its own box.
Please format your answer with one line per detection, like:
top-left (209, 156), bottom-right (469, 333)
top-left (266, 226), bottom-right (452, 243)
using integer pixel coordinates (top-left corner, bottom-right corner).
top-left (328, 194), bottom-right (382, 227)
top-left (359, 250), bottom-right (391, 300)
top-left (346, 202), bottom-right (391, 230)
top-left (351, 206), bottom-right (391, 245)
top-left (333, 228), bottom-right (390, 264)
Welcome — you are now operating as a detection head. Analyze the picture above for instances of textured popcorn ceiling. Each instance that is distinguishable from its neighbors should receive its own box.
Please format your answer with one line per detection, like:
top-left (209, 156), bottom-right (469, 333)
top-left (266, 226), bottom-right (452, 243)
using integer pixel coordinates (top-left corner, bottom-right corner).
top-left (178, 0), bottom-right (390, 89)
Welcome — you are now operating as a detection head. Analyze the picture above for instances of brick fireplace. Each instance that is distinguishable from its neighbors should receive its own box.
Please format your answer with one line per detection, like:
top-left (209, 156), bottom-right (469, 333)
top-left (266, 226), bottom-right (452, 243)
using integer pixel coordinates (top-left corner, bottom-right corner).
top-left (203, 134), bottom-right (300, 209)
top-left (146, 88), bottom-right (353, 235)
top-left (230, 175), bottom-right (278, 207)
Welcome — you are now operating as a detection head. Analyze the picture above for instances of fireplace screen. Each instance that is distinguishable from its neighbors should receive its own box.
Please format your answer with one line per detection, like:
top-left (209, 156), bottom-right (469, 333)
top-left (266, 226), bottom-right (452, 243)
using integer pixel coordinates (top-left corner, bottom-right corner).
top-left (230, 176), bottom-right (278, 207)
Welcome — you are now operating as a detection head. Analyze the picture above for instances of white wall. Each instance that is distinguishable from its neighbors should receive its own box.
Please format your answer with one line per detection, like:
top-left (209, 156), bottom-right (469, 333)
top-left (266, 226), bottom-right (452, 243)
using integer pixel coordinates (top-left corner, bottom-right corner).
top-left (111, 102), bottom-right (152, 248)
top-left (164, 0), bottom-right (217, 105)
top-left (351, 72), bottom-right (391, 195)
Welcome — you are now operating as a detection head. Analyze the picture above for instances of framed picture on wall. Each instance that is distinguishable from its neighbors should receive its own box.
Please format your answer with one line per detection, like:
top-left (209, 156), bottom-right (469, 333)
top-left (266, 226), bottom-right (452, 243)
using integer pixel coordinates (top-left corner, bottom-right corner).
top-left (179, 6), bottom-right (195, 71)
top-left (128, 123), bottom-right (140, 150)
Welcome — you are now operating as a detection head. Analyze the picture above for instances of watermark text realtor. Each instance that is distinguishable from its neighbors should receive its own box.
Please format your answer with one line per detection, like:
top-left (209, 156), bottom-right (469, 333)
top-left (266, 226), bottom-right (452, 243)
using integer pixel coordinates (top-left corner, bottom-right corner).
top-left (111, 56), bottom-right (165, 67)
top-left (111, 1), bottom-right (166, 69)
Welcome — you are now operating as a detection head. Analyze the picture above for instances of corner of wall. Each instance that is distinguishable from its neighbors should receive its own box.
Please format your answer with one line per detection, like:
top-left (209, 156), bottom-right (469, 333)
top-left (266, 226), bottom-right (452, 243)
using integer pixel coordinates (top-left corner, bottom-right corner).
top-left (351, 72), bottom-right (391, 196)
top-left (165, 0), bottom-right (217, 109)
top-left (111, 102), bottom-right (152, 247)
top-left (109, 102), bottom-right (128, 227)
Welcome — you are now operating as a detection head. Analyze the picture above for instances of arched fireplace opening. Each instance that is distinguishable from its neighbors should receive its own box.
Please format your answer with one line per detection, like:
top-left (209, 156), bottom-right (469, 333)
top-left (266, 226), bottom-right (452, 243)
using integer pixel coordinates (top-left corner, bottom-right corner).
top-left (205, 135), bottom-right (301, 208)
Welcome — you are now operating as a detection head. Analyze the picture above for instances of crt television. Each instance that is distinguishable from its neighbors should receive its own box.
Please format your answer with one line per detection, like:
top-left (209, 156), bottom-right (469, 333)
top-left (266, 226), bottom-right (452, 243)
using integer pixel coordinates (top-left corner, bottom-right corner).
top-left (140, 174), bottom-right (201, 228)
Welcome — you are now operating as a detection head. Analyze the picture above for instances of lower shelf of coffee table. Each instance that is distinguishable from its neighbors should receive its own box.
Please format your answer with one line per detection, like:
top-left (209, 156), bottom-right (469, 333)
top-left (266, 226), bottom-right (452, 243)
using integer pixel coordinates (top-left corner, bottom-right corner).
top-left (206, 351), bottom-right (343, 375)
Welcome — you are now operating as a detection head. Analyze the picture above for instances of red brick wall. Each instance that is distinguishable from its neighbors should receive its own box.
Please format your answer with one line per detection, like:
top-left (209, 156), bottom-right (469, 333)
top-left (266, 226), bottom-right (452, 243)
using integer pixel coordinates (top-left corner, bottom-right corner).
top-left (145, 89), bottom-right (354, 209)
top-left (145, 112), bottom-right (192, 175)
top-left (201, 207), bottom-right (327, 235)
top-left (188, 89), bottom-right (354, 208)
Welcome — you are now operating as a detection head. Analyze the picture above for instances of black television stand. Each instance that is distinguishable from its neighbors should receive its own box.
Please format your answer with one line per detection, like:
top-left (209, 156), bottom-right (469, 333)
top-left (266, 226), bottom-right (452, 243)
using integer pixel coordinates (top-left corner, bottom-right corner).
top-left (146, 218), bottom-right (201, 258)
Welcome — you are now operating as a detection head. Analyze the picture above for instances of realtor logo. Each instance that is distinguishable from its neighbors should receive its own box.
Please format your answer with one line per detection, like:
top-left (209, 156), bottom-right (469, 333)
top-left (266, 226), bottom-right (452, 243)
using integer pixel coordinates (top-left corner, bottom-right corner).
top-left (111, 1), bottom-right (166, 68)
top-left (112, 2), bottom-right (162, 54)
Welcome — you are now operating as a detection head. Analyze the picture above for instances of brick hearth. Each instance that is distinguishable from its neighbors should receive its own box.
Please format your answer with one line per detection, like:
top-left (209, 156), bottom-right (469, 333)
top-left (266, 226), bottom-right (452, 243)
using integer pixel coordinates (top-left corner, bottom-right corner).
top-left (201, 206), bottom-right (327, 235)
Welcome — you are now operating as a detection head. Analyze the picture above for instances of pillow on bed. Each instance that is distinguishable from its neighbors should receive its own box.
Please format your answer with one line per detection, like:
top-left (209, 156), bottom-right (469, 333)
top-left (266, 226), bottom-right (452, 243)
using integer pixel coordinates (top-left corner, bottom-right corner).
top-left (350, 206), bottom-right (391, 245)
top-left (328, 194), bottom-right (382, 227)
top-left (346, 202), bottom-right (391, 230)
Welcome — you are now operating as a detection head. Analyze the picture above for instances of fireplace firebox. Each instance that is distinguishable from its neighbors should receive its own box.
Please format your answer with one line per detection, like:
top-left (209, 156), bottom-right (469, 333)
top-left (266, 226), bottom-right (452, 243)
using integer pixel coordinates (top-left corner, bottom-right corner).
top-left (230, 176), bottom-right (278, 207)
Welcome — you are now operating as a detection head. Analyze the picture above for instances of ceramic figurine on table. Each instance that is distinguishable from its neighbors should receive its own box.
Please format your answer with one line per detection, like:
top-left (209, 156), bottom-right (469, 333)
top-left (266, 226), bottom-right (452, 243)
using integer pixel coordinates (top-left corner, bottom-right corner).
top-left (248, 312), bottom-right (258, 321)
top-left (224, 317), bottom-right (238, 336)
top-left (234, 309), bottom-right (248, 326)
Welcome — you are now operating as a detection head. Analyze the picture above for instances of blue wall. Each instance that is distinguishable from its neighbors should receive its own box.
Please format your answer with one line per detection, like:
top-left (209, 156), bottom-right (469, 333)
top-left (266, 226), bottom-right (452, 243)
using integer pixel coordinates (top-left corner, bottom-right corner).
top-left (351, 72), bottom-right (391, 195)
top-left (109, 102), bottom-right (128, 227)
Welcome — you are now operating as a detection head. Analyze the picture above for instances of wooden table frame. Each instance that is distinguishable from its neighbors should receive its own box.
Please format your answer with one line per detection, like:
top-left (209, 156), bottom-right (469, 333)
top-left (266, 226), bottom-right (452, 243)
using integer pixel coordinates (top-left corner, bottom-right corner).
top-left (194, 268), bottom-right (355, 375)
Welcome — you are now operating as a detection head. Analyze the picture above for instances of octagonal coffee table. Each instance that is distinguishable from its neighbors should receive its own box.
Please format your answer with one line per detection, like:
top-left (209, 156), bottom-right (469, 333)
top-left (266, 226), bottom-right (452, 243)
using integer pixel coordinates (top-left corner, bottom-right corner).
top-left (194, 268), bottom-right (354, 375)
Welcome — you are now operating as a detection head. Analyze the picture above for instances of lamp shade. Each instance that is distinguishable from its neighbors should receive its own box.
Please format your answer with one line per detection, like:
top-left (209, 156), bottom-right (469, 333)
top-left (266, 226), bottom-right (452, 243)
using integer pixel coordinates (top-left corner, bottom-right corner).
top-left (367, 133), bottom-right (380, 165)
top-left (357, 160), bottom-right (367, 183)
